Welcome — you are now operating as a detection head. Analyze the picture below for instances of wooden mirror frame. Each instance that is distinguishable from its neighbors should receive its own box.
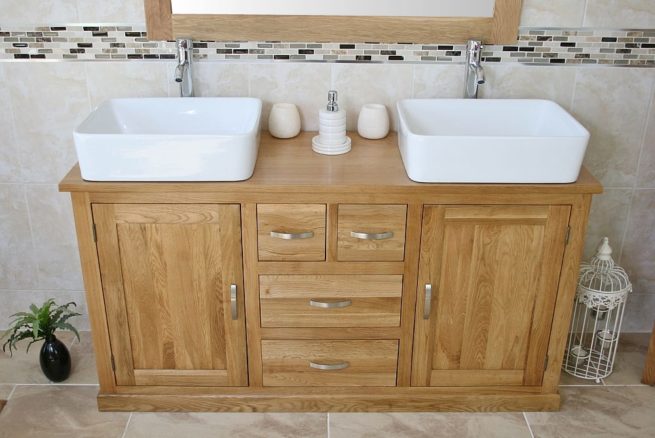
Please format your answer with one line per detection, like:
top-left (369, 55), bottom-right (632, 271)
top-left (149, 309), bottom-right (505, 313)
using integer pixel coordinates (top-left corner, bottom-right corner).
top-left (145, 0), bottom-right (522, 44)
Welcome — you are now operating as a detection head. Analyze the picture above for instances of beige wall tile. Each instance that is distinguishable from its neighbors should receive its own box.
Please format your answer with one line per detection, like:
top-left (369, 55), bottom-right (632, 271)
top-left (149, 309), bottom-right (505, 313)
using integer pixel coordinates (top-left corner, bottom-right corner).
top-left (125, 412), bottom-right (327, 438)
top-left (0, 0), bottom-right (78, 24)
top-left (480, 64), bottom-right (576, 109)
top-left (526, 387), bottom-right (655, 436)
top-left (330, 413), bottom-right (531, 438)
top-left (520, 0), bottom-right (587, 27)
top-left (622, 293), bottom-right (655, 332)
top-left (636, 92), bottom-right (655, 188)
top-left (618, 333), bottom-right (651, 353)
top-left (66, 331), bottom-right (99, 384)
top-left (25, 185), bottom-right (83, 290)
top-left (6, 63), bottom-right (90, 184)
top-left (621, 189), bottom-right (655, 293)
top-left (603, 351), bottom-right (649, 385)
top-left (76, 0), bottom-right (145, 23)
top-left (332, 64), bottom-right (413, 131)
top-left (413, 64), bottom-right (465, 99)
top-left (0, 290), bottom-right (88, 332)
top-left (582, 189), bottom-right (633, 259)
top-left (85, 62), bottom-right (168, 109)
top-left (0, 65), bottom-right (21, 183)
top-left (0, 386), bottom-right (129, 436)
top-left (189, 63), bottom-right (250, 98)
top-left (584, 0), bottom-right (655, 28)
top-left (571, 68), bottom-right (653, 187)
top-left (0, 185), bottom-right (38, 290)
top-left (250, 63), bottom-right (331, 131)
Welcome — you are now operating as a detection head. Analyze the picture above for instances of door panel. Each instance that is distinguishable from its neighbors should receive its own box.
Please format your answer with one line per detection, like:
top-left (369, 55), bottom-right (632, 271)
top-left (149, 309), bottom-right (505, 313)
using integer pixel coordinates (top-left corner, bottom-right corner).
top-left (412, 205), bottom-right (570, 387)
top-left (93, 204), bottom-right (247, 387)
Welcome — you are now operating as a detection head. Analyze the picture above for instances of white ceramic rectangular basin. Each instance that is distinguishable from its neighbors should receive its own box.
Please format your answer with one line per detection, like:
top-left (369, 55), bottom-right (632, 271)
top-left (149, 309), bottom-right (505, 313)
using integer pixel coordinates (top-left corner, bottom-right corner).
top-left (74, 97), bottom-right (262, 181)
top-left (397, 99), bottom-right (590, 183)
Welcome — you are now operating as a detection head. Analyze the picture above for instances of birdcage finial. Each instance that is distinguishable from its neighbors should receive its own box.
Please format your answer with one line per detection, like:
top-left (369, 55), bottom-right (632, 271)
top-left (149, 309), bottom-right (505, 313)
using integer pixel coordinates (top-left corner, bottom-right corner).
top-left (595, 237), bottom-right (612, 261)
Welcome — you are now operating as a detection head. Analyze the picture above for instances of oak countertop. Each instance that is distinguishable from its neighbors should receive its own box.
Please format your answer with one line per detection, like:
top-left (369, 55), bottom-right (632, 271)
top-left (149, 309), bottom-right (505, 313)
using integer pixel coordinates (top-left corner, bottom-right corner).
top-left (59, 132), bottom-right (603, 195)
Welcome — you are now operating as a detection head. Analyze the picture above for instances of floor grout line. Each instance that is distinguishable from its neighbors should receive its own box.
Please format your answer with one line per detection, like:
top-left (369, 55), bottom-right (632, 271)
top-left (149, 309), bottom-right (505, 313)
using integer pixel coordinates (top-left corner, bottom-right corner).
top-left (522, 412), bottom-right (535, 438)
top-left (120, 412), bottom-right (133, 438)
top-left (327, 412), bottom-right (330, 438)
top-left (66, 332), bottom-right (79, 349)
top-left (6, 385), bottom-right (17, 401)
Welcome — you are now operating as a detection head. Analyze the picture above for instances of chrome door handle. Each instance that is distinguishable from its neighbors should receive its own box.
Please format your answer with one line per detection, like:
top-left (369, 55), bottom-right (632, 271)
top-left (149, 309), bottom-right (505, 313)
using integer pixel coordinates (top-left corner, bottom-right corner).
top-left (350, 231), bottom-right (394, 240)
top-left (309, 361), bottom-right (350, 371)
top-left (230, 284), bottom-right (238, 320)
top-left (309, 299), bottom-right (352, 309)
top-left (423, 284), bottom-right (432, 320)
top-left (270, 231), bottom-right (314, 240)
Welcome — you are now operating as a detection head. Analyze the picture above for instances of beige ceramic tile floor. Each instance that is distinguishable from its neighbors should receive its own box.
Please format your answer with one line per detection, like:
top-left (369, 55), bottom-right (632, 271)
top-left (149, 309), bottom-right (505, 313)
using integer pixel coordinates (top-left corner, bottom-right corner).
top-left (0, 332), bottom-right (653, 438)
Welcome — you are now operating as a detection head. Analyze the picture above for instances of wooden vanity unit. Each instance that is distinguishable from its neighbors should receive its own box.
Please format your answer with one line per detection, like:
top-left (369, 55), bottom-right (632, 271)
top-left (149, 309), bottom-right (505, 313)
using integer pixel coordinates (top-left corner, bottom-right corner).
top-left (59, 132), bottom-right (602, 412)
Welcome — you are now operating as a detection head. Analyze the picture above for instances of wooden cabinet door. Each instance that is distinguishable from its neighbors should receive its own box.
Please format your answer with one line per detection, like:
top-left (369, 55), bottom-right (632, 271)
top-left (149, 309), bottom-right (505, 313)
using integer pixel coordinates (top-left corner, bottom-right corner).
top-left (93, 204), bottom-right (247, 387)
top-left (412, 205), bottom-right (570, 387)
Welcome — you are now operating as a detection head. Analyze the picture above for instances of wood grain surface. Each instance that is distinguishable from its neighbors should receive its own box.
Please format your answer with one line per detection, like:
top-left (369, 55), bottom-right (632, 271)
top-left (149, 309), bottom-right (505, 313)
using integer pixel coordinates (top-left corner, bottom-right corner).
top-left (260, 275), bottom-right (402, 328)
top-left (59, 132), bottom-right (603, 197)
top-left (149, 0), bottom-right (523, 44)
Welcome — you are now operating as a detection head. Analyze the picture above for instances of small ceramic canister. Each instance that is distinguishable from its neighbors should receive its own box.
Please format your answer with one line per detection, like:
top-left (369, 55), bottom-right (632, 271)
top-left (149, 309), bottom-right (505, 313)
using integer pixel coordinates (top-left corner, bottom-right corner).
top-left (269, 103), bottom-right (301, 139)
top-left (357, 103), bottom-right (390, 140)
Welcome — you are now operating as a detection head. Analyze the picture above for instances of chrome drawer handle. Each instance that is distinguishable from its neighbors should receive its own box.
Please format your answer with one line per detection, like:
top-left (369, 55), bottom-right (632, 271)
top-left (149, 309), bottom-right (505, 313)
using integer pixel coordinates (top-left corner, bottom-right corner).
top-left (350, 231), bottom-right (394, 240)
top-left (230, 284), bottom-right (238, 320)
top-left (309, 299), bottom-right (352, 309)
top-left (423, 284), bottom-right (432, 320)
top-left (309, 361), bottom-right (350, 371)
top-left (270, 231), bottom-right (314, 240)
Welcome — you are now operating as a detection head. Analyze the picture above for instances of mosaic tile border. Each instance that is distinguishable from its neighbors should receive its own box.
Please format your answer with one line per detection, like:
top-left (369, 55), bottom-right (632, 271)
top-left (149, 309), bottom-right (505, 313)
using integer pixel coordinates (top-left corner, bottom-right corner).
top-left (0, 24), bottom-right (653, 66)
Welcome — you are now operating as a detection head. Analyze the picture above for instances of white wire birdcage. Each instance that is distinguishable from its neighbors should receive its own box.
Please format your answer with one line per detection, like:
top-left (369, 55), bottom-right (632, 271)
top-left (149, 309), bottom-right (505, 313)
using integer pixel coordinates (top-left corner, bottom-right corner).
top-left (563, 237), bottom-right (632, 382)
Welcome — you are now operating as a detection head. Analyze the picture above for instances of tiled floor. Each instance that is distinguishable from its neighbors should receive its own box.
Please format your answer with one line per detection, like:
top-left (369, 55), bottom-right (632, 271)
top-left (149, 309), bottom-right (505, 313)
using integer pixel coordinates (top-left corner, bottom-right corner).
top-left (0, 332), bottom-right (653, 438)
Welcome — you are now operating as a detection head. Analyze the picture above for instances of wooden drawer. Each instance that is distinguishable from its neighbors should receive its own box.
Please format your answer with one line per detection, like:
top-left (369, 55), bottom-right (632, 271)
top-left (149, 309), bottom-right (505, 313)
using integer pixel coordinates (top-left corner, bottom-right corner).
top-left (259, 275), bottom-right (402, 328)
top-left (262, 340), bottom-right (399, 386)
top-left (337, 204), bottom-right (407, 261)
top-left (257, 204), bottom-right (326, 261)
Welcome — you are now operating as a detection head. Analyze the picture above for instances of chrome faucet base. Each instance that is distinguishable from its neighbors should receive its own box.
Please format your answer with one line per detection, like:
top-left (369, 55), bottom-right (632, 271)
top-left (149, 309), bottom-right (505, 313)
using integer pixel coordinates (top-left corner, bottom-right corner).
top-left (175, 38), bottom-right (194, 97)
top-left (464, 40), bottom-right (485, 99)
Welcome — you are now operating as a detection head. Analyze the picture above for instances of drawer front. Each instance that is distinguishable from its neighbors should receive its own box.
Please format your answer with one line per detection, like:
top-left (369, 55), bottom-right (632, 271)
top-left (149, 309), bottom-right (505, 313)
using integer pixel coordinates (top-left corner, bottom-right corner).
top-left (257, 204), bottom-right (326, 261)
top-left (338, 204), bottom-right (407, 261)
top-left (262, 340), bottom-right (399, 386)
top-left (260, 275), bottom-right (402, 328)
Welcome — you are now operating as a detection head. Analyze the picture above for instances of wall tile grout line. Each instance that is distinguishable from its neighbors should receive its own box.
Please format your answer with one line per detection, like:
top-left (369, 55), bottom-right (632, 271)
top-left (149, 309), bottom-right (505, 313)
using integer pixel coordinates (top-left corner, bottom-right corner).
top-left (20, 183), bottom-right (41, 289)
top-left (581, 0), bottom-right (590, 28)
top-left (522, 412), bottom-right (536, 438)
top-left (618, 79), bottom-right (655, 264)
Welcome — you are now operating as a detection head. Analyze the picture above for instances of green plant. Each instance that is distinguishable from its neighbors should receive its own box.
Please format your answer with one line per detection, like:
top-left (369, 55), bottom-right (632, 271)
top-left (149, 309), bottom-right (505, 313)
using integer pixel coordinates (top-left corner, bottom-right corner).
top-left (1, 299), bottom-right (81, 356)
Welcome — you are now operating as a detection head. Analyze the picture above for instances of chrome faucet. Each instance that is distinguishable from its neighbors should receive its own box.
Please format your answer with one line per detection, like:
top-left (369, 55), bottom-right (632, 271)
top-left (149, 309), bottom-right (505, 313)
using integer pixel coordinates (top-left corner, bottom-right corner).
top-left (174, 38), bottom-right (193, 97)
top-left (464, 40), bottom-right (485, 99)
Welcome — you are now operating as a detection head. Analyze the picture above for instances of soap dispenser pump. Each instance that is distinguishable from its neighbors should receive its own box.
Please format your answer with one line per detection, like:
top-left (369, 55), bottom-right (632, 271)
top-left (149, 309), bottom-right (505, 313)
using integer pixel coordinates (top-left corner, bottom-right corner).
top-left (327, 90), bottom-right (339, 112)
top-left (312, 90), bottom-right (351, 155)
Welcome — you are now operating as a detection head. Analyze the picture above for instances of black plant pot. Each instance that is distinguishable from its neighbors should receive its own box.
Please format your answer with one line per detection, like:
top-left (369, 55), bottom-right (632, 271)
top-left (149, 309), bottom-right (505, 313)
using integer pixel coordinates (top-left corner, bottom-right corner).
top-left (39, 335), bottom-right (71, 382)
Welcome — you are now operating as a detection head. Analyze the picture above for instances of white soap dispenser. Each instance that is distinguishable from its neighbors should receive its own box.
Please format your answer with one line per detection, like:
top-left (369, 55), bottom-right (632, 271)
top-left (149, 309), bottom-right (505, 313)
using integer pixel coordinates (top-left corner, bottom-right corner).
top-left (312, 90), bottom-right (351, 155)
